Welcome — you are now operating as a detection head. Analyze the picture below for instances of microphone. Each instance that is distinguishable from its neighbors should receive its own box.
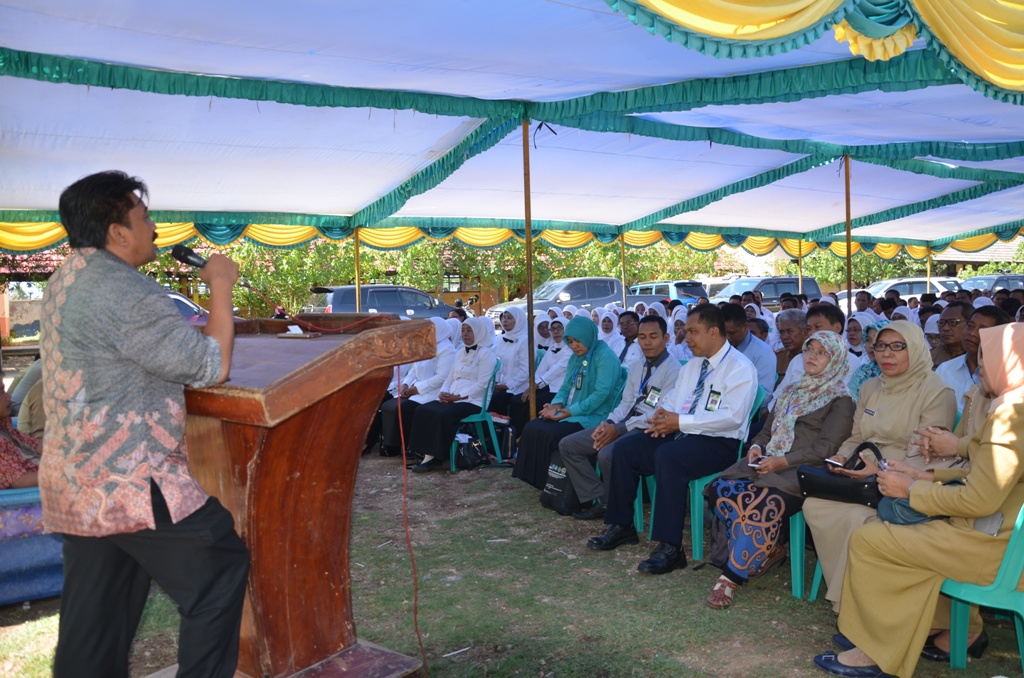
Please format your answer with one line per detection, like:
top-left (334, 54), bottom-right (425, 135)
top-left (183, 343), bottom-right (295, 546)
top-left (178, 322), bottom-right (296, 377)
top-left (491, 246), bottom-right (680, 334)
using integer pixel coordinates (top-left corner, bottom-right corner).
top-left (171, 244), bottom-right (250, 288)
top-left (171, 244), bottom-right (208, 268)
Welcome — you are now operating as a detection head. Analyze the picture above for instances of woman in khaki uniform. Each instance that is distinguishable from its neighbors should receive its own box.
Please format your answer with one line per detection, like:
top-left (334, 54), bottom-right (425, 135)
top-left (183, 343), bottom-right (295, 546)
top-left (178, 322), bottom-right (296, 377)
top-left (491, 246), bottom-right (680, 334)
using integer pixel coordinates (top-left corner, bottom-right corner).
top-left (813, 323), bottom-right (1024, 678)
top-left (803, 320), bottom-right (957, 614)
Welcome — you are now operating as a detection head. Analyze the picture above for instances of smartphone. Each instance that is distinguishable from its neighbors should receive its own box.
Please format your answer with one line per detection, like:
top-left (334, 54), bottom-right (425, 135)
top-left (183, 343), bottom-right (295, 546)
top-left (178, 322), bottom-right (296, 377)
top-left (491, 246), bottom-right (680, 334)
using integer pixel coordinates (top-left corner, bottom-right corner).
top-left (825, 458), bottom-right (844, 467)
top-left (748, 457), bottom-right (764, 468)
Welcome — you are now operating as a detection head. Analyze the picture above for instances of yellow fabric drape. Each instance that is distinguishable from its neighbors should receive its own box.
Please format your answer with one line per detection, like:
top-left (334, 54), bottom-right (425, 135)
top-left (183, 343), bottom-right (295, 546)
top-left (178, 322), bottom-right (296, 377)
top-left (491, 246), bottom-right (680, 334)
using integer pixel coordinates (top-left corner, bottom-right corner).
top-left (354, 226), bottom-right (422, 249)
top-left (153, 222), bottom-right (199, 248)
top-left (947, 233), bottom-right (999, 253)
top-left (0, 222), bottom-right (68, 252)
top-left (683, 233), bottom-right (727, 250)
top-left (741, 236), bottom-right (780, 256)
top-left (778, 238), bottom-right (816, 258)
top-left (622, 231), bottom-right (664, 247)
top-left (834, 18), bottom-right (918, 61)
top-left (869, 243), bottom-right (902, 259)
top-left (903, 245), bottom-right (931, 260)
top-left (637, 0), bottom-right (842, 40)
top-left (245, 223), bottom-right (321, 247)
top-left (539, 230), bottom-right (594, 249)
top-left (913, 0), bottom-right (1024, 92)
top-left (452, 227), bottom-right (516, 248)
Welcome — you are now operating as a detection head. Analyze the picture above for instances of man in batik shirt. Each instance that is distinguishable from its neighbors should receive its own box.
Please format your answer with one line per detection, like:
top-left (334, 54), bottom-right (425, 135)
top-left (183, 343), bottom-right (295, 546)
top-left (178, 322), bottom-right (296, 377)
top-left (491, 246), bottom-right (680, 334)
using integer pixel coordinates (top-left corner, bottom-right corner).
top-left (40, 171), bottom-right (249, 678)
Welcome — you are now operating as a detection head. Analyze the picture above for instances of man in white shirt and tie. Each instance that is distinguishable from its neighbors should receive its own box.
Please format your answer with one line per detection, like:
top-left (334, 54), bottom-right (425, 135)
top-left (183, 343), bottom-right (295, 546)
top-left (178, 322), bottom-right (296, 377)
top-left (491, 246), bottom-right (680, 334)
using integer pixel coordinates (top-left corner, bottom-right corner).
top-left (586, 305), bottom-right (757, 575)
top-left (615, 311), bottom-right (643, 367)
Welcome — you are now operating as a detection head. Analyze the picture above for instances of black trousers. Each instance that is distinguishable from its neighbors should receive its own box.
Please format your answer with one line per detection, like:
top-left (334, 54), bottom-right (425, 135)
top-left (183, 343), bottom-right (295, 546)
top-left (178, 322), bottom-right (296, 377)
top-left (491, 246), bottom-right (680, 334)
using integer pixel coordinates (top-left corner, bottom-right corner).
top-left (505, 386), bottom-right (555, 437)
top-left (54, 483), bottom-right (250, 678)
top-left (380, 396), bottom-right (422, 450)
top-left (410, 399), bottom-right (481, 459)
top-left (605, 432), bottom-right (739, 551)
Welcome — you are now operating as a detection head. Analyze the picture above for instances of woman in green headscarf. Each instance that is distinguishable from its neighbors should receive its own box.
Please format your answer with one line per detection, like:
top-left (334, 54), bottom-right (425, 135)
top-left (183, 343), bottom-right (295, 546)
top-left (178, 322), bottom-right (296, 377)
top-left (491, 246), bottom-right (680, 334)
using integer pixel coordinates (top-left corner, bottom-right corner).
top-left (512, 316), bottom-right (625, 490)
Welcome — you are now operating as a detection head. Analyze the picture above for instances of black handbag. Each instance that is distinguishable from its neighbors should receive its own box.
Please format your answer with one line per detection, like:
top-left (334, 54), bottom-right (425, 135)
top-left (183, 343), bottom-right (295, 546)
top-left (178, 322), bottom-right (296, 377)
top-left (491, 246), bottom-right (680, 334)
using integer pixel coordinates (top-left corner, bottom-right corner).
top-left (539, 449), bottom-right (581, 516)
top-left (797, 442), bottom-right (884, 508)
top-left (454, 426), bottom-right (489, 470)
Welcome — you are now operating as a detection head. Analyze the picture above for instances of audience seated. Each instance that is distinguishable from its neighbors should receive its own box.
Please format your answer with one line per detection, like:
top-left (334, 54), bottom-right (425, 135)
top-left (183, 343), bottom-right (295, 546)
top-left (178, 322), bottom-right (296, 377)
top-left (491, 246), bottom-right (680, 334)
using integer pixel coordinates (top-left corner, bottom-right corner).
top-left (489, 306), bottom-right (531, 416)
top-left (931, 301), bottom-right (973, 367)
top-left (847, 319), bottom-right (890, 400)
top-left (533, 314), bottom-right (552, 351)
top-left (774, 309), bottom-right (807, 384)
top-left (814, 323), bottom-right (1024, 678)
top-left (586, 305), bottom-right (758, 575)
top-left (408, 317), bottom-right (497, 473)
top-left (668, 306), bottom-right (694, 362)
top-left (708, 331), bottom-right (855, 608)
top-left (16, 381), bottom-right (45, 440)
top-left (803, 321), bottom-right (957, 614)
top-left (722, 303), bottom-right (776, 398)
top-left (615, 311), bottom-right (643, 366)
top-left (8, 358), bottom-right (41, 418)
top-left (935, 305), bottom-right (1011, 414)
top-left (512, 316), bottom-right (623, 489)
top-left (770, 305), bottom-right (857, 410)
top-left (379, 318), bottom-right (455, 457)
top-left (746, 317), bottom-right (770, 345)
top-left (508, 318), bottom-right (570, 435)
top-left (597, 309), bottom-right (624, 356)
top-left (559, 316), bottom-right (682, 520)
top-left (845, 313), bottom-right (871, 359)
top-left (0, 382), bottom-right (40, 490)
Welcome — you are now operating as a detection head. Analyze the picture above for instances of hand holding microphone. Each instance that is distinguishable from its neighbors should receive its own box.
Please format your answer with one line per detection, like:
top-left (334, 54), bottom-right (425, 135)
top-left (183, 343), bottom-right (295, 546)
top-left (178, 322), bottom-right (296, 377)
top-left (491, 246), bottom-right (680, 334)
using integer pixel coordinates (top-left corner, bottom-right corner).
top-left (171, 244), bottom-right (243, 289)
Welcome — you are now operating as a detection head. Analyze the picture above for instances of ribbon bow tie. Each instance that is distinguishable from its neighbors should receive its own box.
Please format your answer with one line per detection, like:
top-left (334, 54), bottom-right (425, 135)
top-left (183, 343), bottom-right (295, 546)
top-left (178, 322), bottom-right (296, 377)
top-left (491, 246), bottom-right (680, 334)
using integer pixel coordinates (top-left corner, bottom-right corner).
top-left (502, 337), bottom-right (515, 343)
top-left (465, 346), bottom-right (477, 353)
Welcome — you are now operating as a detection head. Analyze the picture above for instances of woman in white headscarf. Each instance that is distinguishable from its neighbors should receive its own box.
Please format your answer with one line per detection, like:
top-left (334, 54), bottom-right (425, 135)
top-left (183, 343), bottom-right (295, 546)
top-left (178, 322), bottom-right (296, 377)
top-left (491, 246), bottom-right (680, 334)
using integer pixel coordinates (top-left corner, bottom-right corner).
top-left (508, 316), bottom-right (571, 435)
top-left (380, 318), bottom-right (456, 456)
top-left (533, 314), bottom-right (552, 351)
top-left (547, 306), bottom-right (562, 320)
top-left (646, 301), bottom-right (667, 319)
top-left (562, 305), bottom-right (578, 320)
top-left (596, 309), bottom-right (624, 356)
top-left (631, 301), bottom-right (647, 317)
top-left (845, 312), bottom-right (873, 359)
top-left (446, 317), bottom-right (464, 348)
top-left (667, 305), bottom-right (693, 362)
top-left (489, 305), bottom-right (531, 417)
top-left (409, 317), bottom-right (498, 472)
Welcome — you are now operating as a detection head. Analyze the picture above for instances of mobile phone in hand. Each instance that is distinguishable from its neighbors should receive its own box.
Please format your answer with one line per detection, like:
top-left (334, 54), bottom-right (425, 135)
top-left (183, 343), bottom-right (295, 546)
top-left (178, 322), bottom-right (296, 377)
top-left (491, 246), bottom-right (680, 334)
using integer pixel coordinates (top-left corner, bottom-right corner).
top-left (825, 458), bottom-right (844, 467)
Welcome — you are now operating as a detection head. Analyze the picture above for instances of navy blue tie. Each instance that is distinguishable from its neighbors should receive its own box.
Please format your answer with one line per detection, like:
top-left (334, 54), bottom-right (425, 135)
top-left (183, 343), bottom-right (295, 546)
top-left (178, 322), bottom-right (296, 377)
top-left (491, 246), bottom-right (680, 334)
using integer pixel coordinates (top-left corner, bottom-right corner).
top-left (687, 359), bottom-right (710, 415)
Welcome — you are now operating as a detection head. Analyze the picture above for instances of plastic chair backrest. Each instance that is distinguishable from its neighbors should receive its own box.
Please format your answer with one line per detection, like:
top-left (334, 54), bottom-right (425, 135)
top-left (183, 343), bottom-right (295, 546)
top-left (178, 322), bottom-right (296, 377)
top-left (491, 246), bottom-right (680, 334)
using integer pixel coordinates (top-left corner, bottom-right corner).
top-left (481, 358), bottom-right (501, 408)
top-left (535, 349), bottom-right (546, 369)
top-left (0, 487), bottom-right (42, 509)
top-left (987, 502), bottom-right (1024, 593)
top-left (747, 385), bottom-right (768, 428)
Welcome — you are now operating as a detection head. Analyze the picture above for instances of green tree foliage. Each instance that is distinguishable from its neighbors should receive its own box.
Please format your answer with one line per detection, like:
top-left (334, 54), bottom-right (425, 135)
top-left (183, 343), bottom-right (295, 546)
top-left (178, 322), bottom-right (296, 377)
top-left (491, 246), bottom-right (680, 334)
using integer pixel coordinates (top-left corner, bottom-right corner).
top-left (780, 249), bottom-right (927, 290)
top-left (957, 240), bottom-right (1024, 277)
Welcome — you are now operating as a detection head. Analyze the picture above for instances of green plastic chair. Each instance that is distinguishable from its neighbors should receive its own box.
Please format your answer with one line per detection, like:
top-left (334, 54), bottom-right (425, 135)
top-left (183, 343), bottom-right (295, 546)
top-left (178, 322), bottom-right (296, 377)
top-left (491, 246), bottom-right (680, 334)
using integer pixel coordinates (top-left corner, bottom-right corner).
top-left (535, 348), bottom-right (546, 369)
top-left (634, 385), bottom-right (768, 559)
top-left (940, 503), bottom-right (1024, 672)
top-left (449, 359), bottom-right (502, 472)
top-left (789, 510), bottom-right (824, 600)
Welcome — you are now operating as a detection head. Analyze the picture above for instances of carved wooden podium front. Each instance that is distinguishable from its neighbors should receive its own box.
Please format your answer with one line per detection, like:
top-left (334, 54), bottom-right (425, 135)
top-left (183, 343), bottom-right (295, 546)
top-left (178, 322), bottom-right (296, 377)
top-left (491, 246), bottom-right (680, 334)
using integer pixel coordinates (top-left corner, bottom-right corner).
top-left (182, 315), bottom-right (428, 678)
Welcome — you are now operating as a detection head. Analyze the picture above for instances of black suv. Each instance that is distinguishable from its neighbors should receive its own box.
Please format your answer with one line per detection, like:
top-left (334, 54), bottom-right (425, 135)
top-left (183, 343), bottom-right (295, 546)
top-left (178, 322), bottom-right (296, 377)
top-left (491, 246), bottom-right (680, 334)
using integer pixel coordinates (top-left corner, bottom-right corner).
top-left (709, 276), bottom-right (822, 308)
top-left (311, 285), bottom-right (457, 318)
top-left (960, 273), bottom-right (1024, 293)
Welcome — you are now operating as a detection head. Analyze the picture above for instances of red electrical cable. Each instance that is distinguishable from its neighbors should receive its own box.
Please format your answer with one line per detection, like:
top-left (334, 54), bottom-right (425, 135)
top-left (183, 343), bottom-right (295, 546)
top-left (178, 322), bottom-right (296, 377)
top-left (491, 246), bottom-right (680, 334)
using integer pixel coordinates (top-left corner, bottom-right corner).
top-left (394, 368), bottom-right (429, 675)
top-left (243, 285), bottom-right (428, 671)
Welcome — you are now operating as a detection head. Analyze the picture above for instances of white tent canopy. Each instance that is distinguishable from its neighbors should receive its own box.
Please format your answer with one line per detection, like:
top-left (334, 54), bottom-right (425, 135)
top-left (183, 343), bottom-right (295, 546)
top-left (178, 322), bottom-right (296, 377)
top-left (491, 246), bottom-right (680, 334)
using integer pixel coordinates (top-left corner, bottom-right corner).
top-left (1, 0), bottom-right (1022, 256)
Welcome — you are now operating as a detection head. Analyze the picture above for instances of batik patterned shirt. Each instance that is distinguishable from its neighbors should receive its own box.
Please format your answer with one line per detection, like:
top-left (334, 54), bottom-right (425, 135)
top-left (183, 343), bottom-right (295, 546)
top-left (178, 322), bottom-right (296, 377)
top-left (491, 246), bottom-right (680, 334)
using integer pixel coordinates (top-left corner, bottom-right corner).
top-left (39, 248), bottom-right (222, 536)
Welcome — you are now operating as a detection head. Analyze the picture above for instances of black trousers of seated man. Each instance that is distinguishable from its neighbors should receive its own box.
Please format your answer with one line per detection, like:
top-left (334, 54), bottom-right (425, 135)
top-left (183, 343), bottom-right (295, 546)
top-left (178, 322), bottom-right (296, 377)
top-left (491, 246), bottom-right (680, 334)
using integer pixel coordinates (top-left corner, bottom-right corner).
top-left (605, 431), bottom-right (740, 549)
top-left (54, 482), bottom-right (250, 678)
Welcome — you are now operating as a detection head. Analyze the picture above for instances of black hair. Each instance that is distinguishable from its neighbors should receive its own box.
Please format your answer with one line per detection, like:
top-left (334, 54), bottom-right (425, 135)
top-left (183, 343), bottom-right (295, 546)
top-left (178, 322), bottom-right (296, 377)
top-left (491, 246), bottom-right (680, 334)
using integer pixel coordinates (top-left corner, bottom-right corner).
top-left (449, 307), bottom-right (468, 320)
top-left (720, 302), bottom-right (748, 327)
top-left (729, 294), bottom-right (742, 303)
top-left (779, 292), bottom-right (794, 300)
top-left (58, 171), bottom-right (149, 249)
top-left (666, 299), bottom-right (683, 312)
top-left (747, 317), bottom-right (769, 335)
top-left (974, 304), bottom-right (1012, 325)
top-left (618, 310), bottom-right (640, 324)
top-left (944, 300), bottom-right (975, 319)
top-left (917, 305), bottom-right (941, 321)
top-left (796, 294), bottom-right (809, 303)
top-left (920, 293), bottom-right (937, 304)
top-left (1000, 298), bottom-right (1022, 318)
top-left (806, 303), bottom-right (845, 329)
top-left (994, 288), bottom-right (1012, 297)
top-left (855, 290), bottom-right (872, 300)
top-left (879, 298), bottom-right (897, 312)
top-left (688, 303), bottom-right (726, 335)
top-left (639, 314), bottom-right (667, 334)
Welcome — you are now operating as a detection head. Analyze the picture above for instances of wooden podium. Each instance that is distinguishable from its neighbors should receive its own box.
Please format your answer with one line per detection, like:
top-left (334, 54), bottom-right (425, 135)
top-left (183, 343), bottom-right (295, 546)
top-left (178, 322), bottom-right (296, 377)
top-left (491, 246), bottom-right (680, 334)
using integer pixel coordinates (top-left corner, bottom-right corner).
top-left (182, 314), bottom-right (430, 678)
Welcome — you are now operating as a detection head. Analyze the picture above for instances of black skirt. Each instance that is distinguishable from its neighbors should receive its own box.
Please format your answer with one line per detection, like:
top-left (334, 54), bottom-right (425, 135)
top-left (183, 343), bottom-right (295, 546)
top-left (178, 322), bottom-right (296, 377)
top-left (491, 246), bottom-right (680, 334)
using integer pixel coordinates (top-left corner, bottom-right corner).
top-left (512, 418), bottom-right (583, 490)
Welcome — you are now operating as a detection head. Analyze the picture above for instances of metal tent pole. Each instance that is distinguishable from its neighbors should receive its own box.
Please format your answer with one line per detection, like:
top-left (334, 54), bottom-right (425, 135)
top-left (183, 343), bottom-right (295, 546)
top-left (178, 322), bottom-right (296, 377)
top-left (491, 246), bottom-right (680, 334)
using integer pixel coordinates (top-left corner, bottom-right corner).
top-left (522, 119), bottom-right (537, 421)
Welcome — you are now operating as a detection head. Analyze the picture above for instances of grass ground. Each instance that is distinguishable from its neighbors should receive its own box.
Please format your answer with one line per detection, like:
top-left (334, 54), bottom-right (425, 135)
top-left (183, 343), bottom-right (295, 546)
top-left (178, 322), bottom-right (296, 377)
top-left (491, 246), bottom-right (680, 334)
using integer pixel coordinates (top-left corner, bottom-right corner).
top-left (1, 453), bottom-right (1020, 677)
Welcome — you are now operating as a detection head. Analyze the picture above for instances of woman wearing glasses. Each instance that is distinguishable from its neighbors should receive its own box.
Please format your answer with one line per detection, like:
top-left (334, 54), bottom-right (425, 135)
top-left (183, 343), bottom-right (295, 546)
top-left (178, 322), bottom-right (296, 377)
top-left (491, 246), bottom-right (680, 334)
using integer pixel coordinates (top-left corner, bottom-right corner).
top-left (803, 320), bottom-right (957, 614)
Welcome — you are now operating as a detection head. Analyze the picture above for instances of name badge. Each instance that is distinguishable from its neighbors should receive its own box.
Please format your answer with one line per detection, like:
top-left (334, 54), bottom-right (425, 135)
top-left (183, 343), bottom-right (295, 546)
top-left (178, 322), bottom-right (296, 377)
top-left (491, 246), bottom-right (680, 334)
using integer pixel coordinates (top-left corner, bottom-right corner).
top-left (705, 389), bottom-right (722, 412)
top-left (644, 387), bottom-right (662, 408)
top-left (864, 408), bottom-right (876, 416)
top-left (575, 371), bottom-right (584, 390)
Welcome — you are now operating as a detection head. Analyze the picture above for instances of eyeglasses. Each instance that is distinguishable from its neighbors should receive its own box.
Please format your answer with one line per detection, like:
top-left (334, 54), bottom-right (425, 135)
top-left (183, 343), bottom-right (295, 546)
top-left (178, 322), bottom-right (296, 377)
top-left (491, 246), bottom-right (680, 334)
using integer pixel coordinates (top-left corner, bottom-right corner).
top-left (872, 341), bottom-right (907, 352)
top-left (937, 318), bottom-right (964, 328)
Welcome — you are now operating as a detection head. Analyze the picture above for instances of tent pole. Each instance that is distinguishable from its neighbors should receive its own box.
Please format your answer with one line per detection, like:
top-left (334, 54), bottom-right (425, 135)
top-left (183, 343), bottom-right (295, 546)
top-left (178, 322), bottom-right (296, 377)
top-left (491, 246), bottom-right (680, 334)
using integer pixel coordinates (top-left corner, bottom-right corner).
top-left (619, 237), bottom-right (628, 308)
top-left (522, 119), bottom-right (537, 421)
top-left (354, 227), bottom-right (362, 313)
top-left (844, 155), bottom-right (853, 317)
top-left (926, 249), bottom-right (932, 289)
top-left (797, 240), bottom-right (803, 294)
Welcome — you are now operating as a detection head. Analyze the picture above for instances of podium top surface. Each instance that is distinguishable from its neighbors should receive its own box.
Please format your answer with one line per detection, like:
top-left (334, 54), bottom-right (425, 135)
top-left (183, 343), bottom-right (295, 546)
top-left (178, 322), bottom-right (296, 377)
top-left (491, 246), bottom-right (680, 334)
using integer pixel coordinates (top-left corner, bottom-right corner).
top-left (185, 314), bottom-right (434, 426)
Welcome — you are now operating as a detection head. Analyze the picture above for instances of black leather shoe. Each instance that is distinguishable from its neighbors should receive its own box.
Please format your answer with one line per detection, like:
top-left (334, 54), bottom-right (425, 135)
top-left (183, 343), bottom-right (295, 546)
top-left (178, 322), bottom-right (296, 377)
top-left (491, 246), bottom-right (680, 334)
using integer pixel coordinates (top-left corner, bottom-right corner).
top-left (813, 651), bottom-right (894, 677)
top-left (920, 630), bottom-right (988, 663)
top-left (586, 524), bottom-right (639, 551)
top-left (572, 501), bottom-right (606, 520)
top-left (637, 542), bottom-right (686, 575)
top-left (410, 458), bottom-right (441, 474)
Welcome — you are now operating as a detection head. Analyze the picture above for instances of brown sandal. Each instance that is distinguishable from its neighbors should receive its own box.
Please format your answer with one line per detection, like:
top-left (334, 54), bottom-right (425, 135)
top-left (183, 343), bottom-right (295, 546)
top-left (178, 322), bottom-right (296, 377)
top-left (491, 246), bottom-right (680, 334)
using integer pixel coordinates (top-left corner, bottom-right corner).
top-left (706, 575), bottom-right (740, 609)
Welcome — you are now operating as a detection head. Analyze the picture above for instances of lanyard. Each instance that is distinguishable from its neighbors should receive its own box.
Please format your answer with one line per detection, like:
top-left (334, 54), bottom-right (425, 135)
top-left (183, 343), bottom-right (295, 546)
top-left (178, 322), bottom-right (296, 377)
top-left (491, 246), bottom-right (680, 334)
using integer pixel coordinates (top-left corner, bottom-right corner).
top-left (637, 352), bottom-right (669, 396)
